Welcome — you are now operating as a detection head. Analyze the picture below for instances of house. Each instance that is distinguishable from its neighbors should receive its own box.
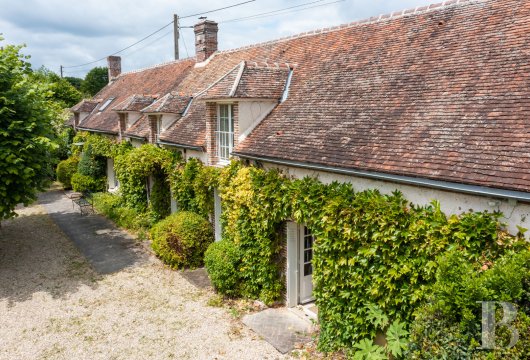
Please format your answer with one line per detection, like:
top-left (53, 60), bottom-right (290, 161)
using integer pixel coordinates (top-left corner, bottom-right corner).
top-left (71, 0), bottom-right (530, 308)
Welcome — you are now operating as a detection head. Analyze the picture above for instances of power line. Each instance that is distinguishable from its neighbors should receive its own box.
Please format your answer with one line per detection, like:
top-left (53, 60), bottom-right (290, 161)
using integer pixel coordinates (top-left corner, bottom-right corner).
top-left (122, 29), bottom-right (174, 58)
top-left (62, 0), bottom-right (256, 69)
top-left (62, 21), bottom-right (173, 69)
top-left (178, 0), bottom-right (255, 20)
top-left (181, 30), bottom-right (190, 58)
top-left (218, 0), bottom-right (344, 24)
top-left (221, 0), bottom-right (327, 23)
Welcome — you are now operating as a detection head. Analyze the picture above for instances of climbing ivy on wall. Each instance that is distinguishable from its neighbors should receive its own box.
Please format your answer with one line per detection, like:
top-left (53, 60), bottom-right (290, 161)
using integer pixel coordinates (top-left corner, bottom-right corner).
top-left (168, 157), bottom-right (220, 219)
top-left (214, 161), bottom-right (527, 352)
top-left (218, 162), bottom-right (291, 303)
top-left (114, 144), bottom-right (177, 213)
top-left (72, 131), bottom-right (132, 158)
top-left (60, 135), bottom-right (529, 355)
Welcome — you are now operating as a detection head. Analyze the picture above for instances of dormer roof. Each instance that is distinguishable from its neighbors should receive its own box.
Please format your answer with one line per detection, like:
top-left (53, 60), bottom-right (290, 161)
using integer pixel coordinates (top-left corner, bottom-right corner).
top-left (141, 92), bottom-right (192, 114)
top-left (202, 61), bottom-right (291, 100)
top-left (112, 95), bottom-right (158, 112)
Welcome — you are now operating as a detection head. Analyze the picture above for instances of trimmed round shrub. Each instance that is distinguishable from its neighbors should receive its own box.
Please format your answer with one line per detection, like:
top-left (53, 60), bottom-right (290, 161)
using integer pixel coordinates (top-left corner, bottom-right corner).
top-left (150, 211), bottom-right (214, 269)
top-left (56, 157), bottom-right (79, 189)
top-left (71, 173), bottom-right (106, 193)
top-left (204, 239), bottom-right (242, 297)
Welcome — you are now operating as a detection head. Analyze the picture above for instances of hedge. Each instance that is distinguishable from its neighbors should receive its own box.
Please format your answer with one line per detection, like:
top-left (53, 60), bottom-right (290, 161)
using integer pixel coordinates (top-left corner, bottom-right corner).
top-left (71, 173), bottom-right (105, 192)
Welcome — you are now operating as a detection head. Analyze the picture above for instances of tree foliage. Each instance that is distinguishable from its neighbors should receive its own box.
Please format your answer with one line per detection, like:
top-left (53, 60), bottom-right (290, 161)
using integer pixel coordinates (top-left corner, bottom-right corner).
top-left (0, 39), bottom-right (58, 221)
top-left (64, 76), bottom-right (83, 90)
top-left (32, 66), bottom-right (82, 108)
top-left (81, 66), bottom-right (108, 96)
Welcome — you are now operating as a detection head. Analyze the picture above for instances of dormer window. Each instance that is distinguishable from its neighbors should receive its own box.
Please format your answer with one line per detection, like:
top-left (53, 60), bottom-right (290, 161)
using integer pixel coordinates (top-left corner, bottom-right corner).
top-left (217, 104), bottom-right (234, 162)
top-left (99, 97), bottom-right (115, 111)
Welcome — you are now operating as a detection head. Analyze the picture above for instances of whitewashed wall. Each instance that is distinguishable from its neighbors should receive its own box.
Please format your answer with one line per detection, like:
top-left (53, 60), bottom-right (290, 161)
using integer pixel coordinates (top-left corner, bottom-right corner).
top-left (185, 149), bottom-right (208, 163)
top-left (238, 101), bottom-right (277, 143)
top-left (160, 114), bottom-right (178, 133)
top-left (130, 138), bottom-right (144, 148)
top-left (263, 163), bottom-right (530, 238)
top-left (106, 158), bottom-right (118, 191)
top-left (126, 112), bottom-right (142, 128)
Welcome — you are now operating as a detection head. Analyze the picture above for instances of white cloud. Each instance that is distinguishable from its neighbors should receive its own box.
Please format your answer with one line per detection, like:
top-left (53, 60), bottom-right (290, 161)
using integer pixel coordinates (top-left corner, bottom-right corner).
top-left (0, 0), bottom-right (436, 78)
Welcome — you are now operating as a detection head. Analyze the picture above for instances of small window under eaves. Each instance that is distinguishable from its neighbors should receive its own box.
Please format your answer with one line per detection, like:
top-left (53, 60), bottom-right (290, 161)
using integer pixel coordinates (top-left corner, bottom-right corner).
top-left (99, 97), bottom-right (115, 111)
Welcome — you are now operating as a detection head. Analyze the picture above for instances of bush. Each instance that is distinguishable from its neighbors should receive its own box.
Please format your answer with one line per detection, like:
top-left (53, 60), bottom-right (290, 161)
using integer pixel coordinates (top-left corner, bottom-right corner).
top-left (78, 143), bottom-right (106, 179)
top-left (92, 192), bottom-right (152, 232)
top-left (407, 248), bottom-right (530, 359)
top-left (149, 170), bottom-right (171, 222)
top-left (56, 157), bottom-right (78, 189)
top-left (71, 173), bottom-right (106, 193)
top-left (150, 211), bottom-right (214, 269)
top-left (204, 240), bottom-right (242, 297)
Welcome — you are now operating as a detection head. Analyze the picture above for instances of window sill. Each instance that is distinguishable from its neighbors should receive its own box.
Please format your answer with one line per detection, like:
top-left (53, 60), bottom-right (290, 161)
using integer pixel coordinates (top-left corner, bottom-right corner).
top-left (215, 159), bottom-right (230, 167)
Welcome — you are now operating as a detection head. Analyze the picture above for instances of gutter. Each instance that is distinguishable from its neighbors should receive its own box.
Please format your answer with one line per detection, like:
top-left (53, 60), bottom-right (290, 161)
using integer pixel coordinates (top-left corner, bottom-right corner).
top-left (124, 134), bottom-right (147, 141)
top-left (232, 152), bottom-right (530, 203)
top-left (75, 127), bottom-right (117, 136)
top-left (157, 140), bottom-right (203, 151)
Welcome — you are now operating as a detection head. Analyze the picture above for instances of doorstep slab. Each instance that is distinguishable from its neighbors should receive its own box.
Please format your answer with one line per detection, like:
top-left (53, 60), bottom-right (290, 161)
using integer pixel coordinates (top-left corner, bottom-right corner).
top-left (242, 308), bottom-right (314, 354)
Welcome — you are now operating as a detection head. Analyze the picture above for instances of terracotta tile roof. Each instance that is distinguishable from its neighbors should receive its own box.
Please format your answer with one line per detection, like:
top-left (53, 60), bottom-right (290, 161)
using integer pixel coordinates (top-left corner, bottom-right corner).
top-left (158, 99), bottom-right (207, 149)
top-left (201, 64), bottom-right (241, 99)
top-left (230, 0), bottom-right (530, 193)
top-left (77, 0), bottom-right (530, 193)
top-left (73, 58), bottom-right (194, 134)
top-left (71, 99), bottom-right (99, 113)
top-left (112, 95), bottom-right (157, 112)
top-left (124, 114), bottom-right (149, 139)
top-left (141, 92), bottom-right (191, 114)
top-left (202, 61), bottom-right (290, 100)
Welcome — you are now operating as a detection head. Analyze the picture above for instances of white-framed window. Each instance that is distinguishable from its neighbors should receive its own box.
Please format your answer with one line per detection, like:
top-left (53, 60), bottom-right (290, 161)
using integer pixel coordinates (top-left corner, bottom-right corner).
top-left (216, 104), bottom-right (234, 162)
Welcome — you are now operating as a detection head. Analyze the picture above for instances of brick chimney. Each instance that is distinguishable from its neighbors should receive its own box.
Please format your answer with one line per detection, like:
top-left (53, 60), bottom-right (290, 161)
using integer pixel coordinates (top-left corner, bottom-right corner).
top-left (194, 18), bottom-right (218, 62)
top-left (107, 56), bottom-right (121, 81)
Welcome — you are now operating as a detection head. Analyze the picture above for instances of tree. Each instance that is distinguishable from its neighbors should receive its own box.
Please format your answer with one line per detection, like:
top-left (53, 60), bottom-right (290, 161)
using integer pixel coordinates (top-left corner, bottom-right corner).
top-left (81, 66), bottom-right (108, 96)
top-left (64, 76), bottom-right (83, 90)
top-left (32, 67), bottom-right (82, 108)
top-left (0, 38), bottom-right (58, 222)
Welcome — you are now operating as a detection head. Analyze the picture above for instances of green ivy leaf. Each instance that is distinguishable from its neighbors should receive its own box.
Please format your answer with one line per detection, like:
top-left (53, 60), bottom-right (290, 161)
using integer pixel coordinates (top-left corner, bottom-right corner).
top-left (352, 339), bottom-right (387, 360)
top-left (385, 320), bottom-right (409, 357)
top-left (366, 303), bottom-right (389, 330)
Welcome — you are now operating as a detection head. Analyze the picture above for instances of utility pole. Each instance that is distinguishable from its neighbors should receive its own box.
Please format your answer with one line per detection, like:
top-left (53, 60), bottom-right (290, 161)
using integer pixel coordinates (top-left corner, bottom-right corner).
top-left (174, 14), bottom-right (179, 60)
top-left (60, 65), bottom-right (63, 78)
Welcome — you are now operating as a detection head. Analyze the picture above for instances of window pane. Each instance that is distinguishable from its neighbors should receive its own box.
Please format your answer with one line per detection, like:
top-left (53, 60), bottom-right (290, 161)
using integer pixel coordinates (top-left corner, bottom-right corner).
top-left (304, 249), bottom-right (312, 262)
top-left (217, 104), bottom-right (234, 161)
top-left (304, 263), bottom-right (312, 276)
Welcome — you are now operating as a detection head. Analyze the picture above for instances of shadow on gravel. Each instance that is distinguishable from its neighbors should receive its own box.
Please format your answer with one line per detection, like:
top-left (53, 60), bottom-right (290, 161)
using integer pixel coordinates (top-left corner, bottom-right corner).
top-left (38, 190), bottom-right (148, 275)
top-left (0, 212), bottom-right (99, 307)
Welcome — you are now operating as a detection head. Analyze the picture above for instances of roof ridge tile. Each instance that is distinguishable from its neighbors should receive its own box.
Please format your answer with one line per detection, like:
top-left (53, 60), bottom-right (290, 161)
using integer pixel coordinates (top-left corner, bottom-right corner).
top-left (217, 0), bottom-right (482, 56)
top-left (117, 56), bottom-right (196, 77)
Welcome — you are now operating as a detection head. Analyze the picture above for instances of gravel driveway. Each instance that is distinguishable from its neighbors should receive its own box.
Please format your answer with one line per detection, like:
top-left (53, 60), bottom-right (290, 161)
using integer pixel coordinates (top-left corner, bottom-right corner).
top-left (0, 202), bottom-right (283, 360)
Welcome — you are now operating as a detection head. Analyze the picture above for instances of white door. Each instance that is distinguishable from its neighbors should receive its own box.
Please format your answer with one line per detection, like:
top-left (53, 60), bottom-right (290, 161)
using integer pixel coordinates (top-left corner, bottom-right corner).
top-left (299, 226), bottom-right (315, 304)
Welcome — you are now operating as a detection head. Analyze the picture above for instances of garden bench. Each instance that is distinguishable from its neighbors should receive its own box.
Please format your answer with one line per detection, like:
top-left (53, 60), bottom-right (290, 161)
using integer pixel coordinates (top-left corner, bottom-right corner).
top-left (67, 191), bottom-right (94, 215)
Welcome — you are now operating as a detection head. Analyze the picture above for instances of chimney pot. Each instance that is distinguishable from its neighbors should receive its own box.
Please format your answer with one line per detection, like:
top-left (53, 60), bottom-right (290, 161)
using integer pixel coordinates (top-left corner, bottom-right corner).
top-left (107, 56), bottom-right (121, 81)
top-left (194, 19), bottom-right (218, 62)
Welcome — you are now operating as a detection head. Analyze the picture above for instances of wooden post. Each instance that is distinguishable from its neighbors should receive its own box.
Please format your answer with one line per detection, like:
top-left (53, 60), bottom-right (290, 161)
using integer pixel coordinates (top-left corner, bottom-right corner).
top-left (174, 14), bottom-right (179, 60)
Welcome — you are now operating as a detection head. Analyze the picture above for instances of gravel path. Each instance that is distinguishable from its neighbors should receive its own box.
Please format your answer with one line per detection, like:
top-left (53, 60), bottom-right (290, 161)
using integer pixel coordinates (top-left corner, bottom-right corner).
top-left (0, 202), bottom-right (283, 360)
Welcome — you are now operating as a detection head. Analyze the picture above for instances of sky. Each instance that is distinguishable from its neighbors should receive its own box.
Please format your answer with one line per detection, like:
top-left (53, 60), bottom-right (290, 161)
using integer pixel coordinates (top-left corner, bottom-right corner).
top-left (0, 0), bottom-right (435, 78)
